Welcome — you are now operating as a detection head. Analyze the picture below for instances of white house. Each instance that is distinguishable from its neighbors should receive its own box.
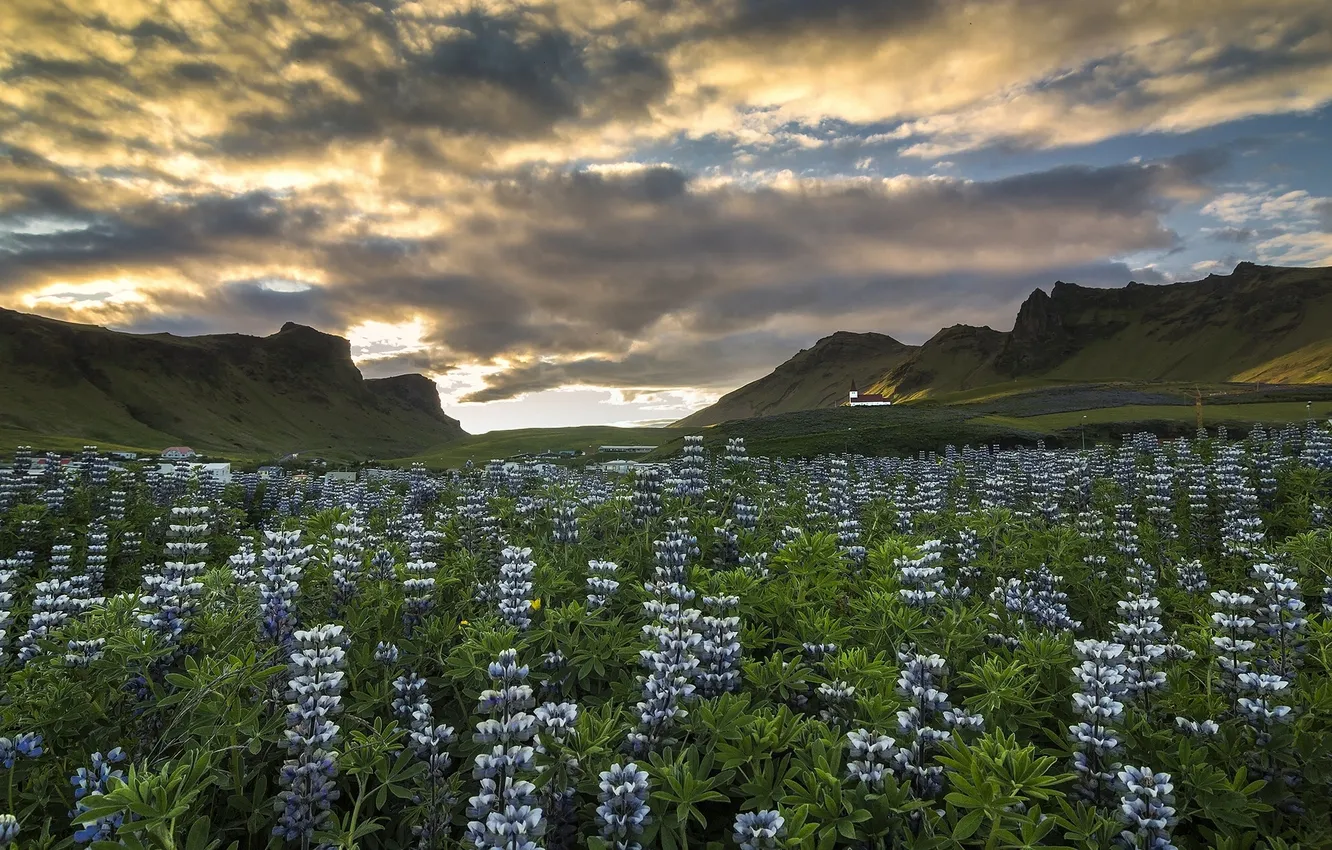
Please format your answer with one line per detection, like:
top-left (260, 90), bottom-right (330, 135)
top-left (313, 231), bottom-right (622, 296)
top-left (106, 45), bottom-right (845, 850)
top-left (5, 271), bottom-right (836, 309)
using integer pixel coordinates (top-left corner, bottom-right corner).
top-left (323, 471), bottom-right (358, 484)
top-left (847, 390), bottom-right (892, 407)
top-left (198, 462), bottom-right (232, 485)
top-left (598, 445), bottom-right (656, 454)
top-left (161, 446), bottom-right (197, 459)
top-left (596, 460), bottom-right (642, 474)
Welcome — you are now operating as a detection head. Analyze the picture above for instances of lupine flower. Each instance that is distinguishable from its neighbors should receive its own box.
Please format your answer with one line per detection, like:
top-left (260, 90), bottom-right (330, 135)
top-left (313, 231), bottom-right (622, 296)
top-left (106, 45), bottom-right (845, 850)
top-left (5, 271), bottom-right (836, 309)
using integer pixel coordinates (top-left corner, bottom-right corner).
top-left (1113, 595), bottom-right (1179, 710)
top-left (534, 700), bottom-right (580, 850)
top-left (734, 810), bottom-right (785, 850)
top-left (1175, 559), bottom-right (1208, 594)
top-left (375, 641), bottom-right (401, 666)
top-left (816, 680), bottom-right (856, 726)
top-left (897, 541), bottom-right (945, 608)
top-left (990, 564), bottom-right (1081, 632)
top-left (894, 651), bottom-right (957, 797)
top-left (497, 548), bottom-right (536, 631)
top-left (675, 436), bottom-right (707, 501)
top-left (1174, 717), bottom-right (1219, 737)
top-left (274, 624), bottom-right (347, 844)
top-left (0, 568), bottom-right (16, 664)
top-left (696, 595), bottom-right (742, 697)
top-left (0, 733), bottom-right (44, 769)
top-left (137, 505), bottom-right (210, 652)
top-left (64, 638), bottom-right (107, 667)
top-left (1070, 640), bottom-right (1126, 803)
top-left (537, 651), bottom-right (571, 702)
top-left (586, 560), bottom-right (621, 610)
top-left (404, 677), bottom-right (457, 850)
top-left (466, 649), bottom-right (544, 850)
top-left (1210, 590), bottom-right (1256, 692)
top-left (628, 528), bottom-right (701, 755)
top-left (1117, 767), bottom-right (1177, 850)
top-left (1250, 562), bottom-right (1306, 678)
top-left (631, 467), bottom-right (664, 524)
top-left (0, 813), bottom-right (18, 844)
top-left (70, 748), bottom-right (127, 844)
top-left (330, 521), bottom-right (365, 613)
top-left (394, 672), bottom-right (430, 728)
top-left (846, 728), bottom-right (900, 790)
top-left (259, 531), bottom-right (311, 646)
top-left (403, 559), bottom-right (438, 638)
top-left (596, 763), bottom-right (650, 850)
top-left (551, 503), bottom-right (579, 544)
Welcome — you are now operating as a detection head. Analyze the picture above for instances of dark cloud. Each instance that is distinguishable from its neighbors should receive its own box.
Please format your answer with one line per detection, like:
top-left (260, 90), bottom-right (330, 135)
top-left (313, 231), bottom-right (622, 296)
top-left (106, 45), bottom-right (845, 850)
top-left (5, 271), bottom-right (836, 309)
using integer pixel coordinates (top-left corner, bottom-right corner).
top-left (218, 5), bottom-right (672, 157)
top-left (0, 190), bottom-right (325, 291)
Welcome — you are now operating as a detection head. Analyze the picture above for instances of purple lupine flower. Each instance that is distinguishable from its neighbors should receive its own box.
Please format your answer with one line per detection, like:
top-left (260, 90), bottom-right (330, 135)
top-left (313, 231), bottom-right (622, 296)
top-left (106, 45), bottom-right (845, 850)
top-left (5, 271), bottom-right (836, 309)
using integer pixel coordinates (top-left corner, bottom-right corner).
top-left (1070, 640), bottom-right (1126, 804)
top-left (259, 530), bottom-right (311, 647)
top-left (596, 763), bottom-right (650, 850)
top-left (466, 649), bottom-right (544, 850)
top-left (70, 748), bottom-right (127, 844)
top-left (1117, 767), bottom-right (1178, 850)
top-left (497, 548), bottom-right (536, 631)
top-left (696, 595), bottom-right (741, 698)
top-left (0, 813), bottom-right (19, 844)
top-left (846, 728), bottom-right (900, 790)
top-left (274, 624), bottom-right (346, 843)
top-left (734, 810), bottom-right (785, 850)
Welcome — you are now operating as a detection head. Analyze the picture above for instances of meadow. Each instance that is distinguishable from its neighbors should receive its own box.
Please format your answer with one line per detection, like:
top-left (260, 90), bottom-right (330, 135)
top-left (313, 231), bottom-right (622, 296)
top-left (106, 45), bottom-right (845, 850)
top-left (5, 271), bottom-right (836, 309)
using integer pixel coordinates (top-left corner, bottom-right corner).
top-left (0, 422), bottom-right (1330, 850)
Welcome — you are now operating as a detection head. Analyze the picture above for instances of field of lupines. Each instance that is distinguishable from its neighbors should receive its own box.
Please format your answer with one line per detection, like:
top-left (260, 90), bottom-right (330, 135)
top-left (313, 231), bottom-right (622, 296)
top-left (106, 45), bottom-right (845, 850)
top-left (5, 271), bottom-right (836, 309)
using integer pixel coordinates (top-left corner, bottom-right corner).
top-left (2, 425), bottom-right (1332, 850)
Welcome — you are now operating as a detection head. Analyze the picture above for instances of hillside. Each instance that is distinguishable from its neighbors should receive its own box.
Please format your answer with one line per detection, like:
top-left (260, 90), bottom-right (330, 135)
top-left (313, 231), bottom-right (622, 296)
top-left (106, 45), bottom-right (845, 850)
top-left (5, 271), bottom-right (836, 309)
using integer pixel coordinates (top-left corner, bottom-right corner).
top-left (872, 262), bottom-right (1332, 398)
top-left (0, 309), bottom-right (466, 458)
top-left (677, 331), bottom-right (915, 427)
top-left (872, 324), bottom-right (1007, 401)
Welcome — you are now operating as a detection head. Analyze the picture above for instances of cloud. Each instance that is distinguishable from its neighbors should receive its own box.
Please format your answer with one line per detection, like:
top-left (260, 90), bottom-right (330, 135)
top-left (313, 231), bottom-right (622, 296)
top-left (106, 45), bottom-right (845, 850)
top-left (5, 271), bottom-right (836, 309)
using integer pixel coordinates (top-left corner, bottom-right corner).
top-left (1, 0), bottom-right (1327, 419)
top-left (1201, 185), bottom-right (1332, 265)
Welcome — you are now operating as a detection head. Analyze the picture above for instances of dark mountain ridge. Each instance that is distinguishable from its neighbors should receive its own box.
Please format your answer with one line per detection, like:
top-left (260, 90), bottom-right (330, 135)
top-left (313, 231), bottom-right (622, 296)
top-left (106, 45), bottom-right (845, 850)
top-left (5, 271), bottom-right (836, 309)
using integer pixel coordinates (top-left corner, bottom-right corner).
top-left (0, 309), bottom-right (465, 457)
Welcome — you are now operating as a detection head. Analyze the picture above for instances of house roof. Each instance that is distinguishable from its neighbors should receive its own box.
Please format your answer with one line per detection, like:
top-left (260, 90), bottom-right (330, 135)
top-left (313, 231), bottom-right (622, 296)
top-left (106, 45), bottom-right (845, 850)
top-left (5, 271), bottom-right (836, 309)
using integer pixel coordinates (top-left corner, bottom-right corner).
top-left (162, 446), bottom-right (195, 453)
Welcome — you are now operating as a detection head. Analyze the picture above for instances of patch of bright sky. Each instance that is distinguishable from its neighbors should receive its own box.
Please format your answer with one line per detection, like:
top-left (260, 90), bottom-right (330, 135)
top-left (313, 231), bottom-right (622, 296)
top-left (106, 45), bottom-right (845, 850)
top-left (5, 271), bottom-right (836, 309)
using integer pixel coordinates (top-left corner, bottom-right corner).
top-left (0, 213), bottom-right (94, 237)
top-left (441, 384), bottom-right (715, 433)
top-left (345, 318), bottom-right (430, 358)
top-left (21, 278), bottom-right (148, 309)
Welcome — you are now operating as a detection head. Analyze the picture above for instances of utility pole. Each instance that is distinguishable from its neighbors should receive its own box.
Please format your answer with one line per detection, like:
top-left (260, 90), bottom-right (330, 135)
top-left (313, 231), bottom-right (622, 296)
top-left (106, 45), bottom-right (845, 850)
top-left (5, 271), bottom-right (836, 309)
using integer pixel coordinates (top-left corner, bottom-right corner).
top-left (1081, 413), bottom-right (1087, 451)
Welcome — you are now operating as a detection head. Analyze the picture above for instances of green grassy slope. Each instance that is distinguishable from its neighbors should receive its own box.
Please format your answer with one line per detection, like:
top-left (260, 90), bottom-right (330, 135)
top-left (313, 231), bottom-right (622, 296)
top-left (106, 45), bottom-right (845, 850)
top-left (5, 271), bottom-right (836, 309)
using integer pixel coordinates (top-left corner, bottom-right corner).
top-left (676, 332), bottom-right (915, 427)
top-left (0, 309), bottom-right (465, 459)
top-left (869, 325), bottom-right (1006, 400)
top-left (395, 425), bottom-right (684, 468)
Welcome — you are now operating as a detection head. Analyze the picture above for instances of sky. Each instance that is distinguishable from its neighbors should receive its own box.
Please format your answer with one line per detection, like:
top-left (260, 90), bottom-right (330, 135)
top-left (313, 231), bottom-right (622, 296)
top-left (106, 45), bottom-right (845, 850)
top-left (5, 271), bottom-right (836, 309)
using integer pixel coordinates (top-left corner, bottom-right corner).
top-left (2, 1), bottom-right (1331, 434)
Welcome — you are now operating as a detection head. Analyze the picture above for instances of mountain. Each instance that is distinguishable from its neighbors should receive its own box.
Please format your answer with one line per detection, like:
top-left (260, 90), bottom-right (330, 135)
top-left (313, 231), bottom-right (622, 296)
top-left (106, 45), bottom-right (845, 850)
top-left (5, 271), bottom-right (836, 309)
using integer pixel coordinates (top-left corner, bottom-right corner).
top-left (683, 263), bottom-right (1332, 424)
top-left (676, 331), bottom-right (915, 427)
top-left (875, 262), bottom-right (1332, 399)
top-left (0, 310), bottom-right (466, 457)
